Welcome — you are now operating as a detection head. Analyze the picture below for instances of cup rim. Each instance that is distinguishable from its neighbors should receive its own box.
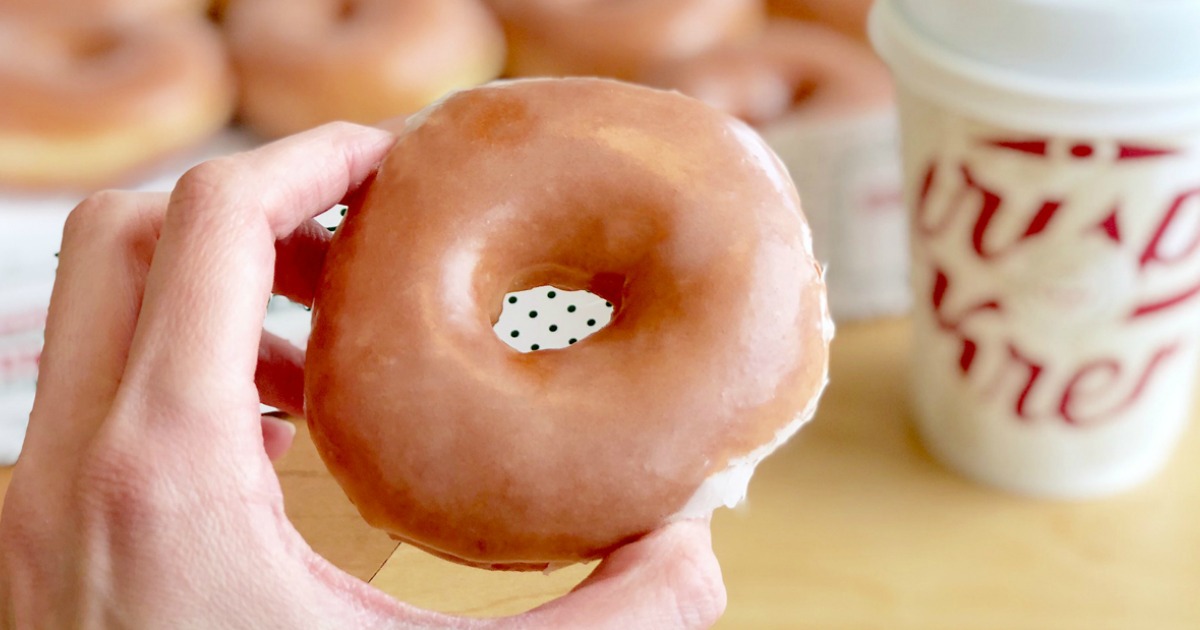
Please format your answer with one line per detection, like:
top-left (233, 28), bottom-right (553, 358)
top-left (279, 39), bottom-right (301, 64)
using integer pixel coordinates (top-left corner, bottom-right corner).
top-left (870, 0), bottom-right (1200, 135)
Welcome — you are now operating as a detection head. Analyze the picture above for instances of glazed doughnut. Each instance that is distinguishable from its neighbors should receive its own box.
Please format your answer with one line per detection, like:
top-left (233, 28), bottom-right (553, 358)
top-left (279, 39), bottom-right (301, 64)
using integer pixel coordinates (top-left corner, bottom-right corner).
top-left (0, 19), bottom-right (235, 191)
top-left (767, 0), bottom-right (873, 42)
top-left (484, 0), bottom-right (765, 81)
top-left (647, 20), bottom-right (893, 127)
top-left (305, 78), bottom-right (832, 570)
top-left (224, 0), bottom-right (506, 138)
top-left (0, 0), bottom-right (208, 21)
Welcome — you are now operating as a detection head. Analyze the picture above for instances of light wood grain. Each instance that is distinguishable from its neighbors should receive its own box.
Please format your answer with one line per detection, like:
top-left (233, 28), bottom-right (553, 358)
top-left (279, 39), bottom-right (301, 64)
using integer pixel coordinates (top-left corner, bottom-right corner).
top-left (373, 547), bottom-right (593, 619)
top-left (275, 419), bottom-right (400, 582)
top-left (369, 318), bottom-right (1200, 629)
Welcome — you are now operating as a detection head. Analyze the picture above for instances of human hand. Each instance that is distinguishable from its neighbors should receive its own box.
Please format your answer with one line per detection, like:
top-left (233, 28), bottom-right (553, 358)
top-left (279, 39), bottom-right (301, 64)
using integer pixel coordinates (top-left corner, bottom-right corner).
top-left (0, 123), bottom-right (726, 629)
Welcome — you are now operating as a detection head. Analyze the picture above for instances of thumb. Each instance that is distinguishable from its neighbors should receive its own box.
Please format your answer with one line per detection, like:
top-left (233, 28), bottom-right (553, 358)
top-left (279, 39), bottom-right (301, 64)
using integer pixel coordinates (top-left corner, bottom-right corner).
top-left (499, 519), bottom-right (726, 630)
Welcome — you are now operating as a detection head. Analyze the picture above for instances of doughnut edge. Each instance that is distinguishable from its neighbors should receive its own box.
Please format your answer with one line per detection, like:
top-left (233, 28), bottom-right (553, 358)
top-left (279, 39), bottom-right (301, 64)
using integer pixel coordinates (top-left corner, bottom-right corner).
top-left (672, 260), bottom-right (834, 521)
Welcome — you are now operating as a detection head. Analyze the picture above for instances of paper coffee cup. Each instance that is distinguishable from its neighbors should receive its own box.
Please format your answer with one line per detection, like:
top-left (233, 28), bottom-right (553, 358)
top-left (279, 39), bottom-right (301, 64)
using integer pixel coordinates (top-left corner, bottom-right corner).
top-left (761, 107), bottom-right (909, 321)
top-left (872, 0), bottom-right (1200, 497)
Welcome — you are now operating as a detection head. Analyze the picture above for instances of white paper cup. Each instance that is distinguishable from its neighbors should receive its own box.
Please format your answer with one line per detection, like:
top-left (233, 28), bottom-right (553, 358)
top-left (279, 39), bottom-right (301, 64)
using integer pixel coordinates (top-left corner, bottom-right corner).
top-left (872, 0), bottom-right (1200, 497)
top-left (761, 107), bottom-right (909, 321)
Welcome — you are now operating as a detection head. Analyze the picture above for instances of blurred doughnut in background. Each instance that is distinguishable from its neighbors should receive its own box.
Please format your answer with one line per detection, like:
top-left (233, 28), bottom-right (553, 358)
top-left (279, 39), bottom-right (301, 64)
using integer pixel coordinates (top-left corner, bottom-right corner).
top-left (484, 0), bottom-right (764, 81)
top-left (648, 20), bottom-right (910, 321)
top-left (224, 0), bottom-right (507, 139)
top-left (0, 0), bottom-right (209, 22)
top-left (0, 17), bottom-right (235, 191)
top-left (646, 19), bottom-right (892, 126)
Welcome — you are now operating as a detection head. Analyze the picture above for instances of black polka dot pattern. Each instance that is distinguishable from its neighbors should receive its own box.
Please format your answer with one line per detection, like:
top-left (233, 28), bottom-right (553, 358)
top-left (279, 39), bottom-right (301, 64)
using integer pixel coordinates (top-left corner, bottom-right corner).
top-left (315, 204), bottom-right (348, 231)
top-left (493, 286), bottom-right (615, 353)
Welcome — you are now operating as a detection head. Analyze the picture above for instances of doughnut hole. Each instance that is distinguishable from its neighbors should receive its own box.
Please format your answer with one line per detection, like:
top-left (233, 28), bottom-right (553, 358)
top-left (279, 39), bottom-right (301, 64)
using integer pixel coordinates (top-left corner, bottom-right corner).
top-left (645, 21), bottom-right (894, 127)
top-left (648, 51), bottom-right (793, 127)
top-left (492, 286), bottom-right (615, 353)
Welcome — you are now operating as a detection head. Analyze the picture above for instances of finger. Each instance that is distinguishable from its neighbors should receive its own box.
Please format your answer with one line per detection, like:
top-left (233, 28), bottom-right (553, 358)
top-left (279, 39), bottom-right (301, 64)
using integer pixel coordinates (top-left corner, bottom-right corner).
top-left (272, 171), bottom-right (375, 307)
top-left (374, 115), bottom-right (409, 134)
top-left (25, 192), bottom-right (167, 464)
top-left (256, 330), bottom-right (305, 417)
top-left (504, 520), bottom-right (727, 630)
top-left (272, 218), bottom-right (331, 308)
top-left (260, 414), bottom-right (296, 461)
top-left (118, 123), bottom-right (395, 450)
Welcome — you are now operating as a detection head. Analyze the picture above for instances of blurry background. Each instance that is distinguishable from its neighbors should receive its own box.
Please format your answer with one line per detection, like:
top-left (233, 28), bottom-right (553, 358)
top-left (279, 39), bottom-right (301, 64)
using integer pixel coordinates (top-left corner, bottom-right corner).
top-left (2, 1), bottom-right (1196, 628)
top-left (0, 0), bottom-right (900, 465)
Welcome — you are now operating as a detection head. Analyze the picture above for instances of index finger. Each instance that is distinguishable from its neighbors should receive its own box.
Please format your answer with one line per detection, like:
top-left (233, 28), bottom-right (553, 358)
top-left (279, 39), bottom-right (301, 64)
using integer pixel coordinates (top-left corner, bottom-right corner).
top-left (116, 123), bottom-right (395, 451)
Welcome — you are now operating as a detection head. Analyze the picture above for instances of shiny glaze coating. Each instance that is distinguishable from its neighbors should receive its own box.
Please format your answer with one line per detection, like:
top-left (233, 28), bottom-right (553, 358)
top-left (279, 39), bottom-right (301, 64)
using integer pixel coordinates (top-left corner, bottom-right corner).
top-left (306, 79), bottom-right (830, 569)
top-left (0, 18), bottom-right (234, 190)
top-left (485, 0), bottom-right (764, 81)
top-left (225, 0), bottom-right (506, 138)
top-left (647, 20), bottom-right (893, 127)
top-left (767, 0), bottom-right (872, 42)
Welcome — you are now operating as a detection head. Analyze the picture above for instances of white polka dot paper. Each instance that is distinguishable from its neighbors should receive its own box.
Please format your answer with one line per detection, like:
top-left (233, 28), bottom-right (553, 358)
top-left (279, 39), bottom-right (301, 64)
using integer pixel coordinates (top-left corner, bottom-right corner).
top-left (493, 287), bottom-right (614, 353)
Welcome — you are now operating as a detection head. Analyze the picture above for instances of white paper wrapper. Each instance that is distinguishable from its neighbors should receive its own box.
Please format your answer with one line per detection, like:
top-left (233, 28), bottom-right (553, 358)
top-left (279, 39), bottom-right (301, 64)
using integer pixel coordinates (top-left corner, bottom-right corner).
top-left (898, 88), bottom-right (1200, 497)
top-left (761, 107), bottom-right (909, 322)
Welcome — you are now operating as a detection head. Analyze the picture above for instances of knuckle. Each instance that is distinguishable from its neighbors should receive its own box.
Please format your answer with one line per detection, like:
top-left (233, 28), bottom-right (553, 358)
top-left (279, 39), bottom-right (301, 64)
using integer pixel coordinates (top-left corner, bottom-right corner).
top-left (61, 190), bottom-right (164, 257)
top-left (170, 158), bottom-right (246, 226)
top-left (62, 190), bottom-right (129, 246)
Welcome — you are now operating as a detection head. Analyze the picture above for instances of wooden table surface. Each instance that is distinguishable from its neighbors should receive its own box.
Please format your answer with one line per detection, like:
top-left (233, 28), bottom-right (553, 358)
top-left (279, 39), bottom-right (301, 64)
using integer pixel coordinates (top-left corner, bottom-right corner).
top-left (2, 318), bottom-right (1197, 628)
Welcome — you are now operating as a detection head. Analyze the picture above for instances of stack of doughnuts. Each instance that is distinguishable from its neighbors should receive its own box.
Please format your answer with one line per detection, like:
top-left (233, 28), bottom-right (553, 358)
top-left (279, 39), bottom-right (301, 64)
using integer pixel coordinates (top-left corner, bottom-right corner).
top-left (1, 0), bottom-right (904, 205)
top-left (0, 0), bottom-right (511, 189)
